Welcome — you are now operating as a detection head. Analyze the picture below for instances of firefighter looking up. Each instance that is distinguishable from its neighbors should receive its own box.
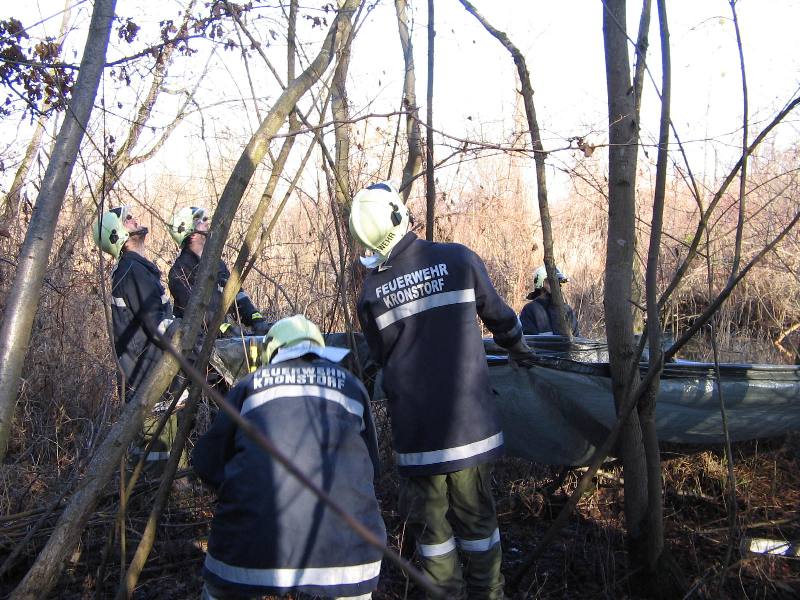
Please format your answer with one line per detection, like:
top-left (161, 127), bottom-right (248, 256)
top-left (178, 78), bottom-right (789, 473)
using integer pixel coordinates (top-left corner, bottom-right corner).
top-left (519, 265), bottom-right (579, 336)
top-left (349, 182), bottom-right (533, 599)
top-left (92, 206), bottom-right (185, 474)
top-left (193, 315), bottom-right (386, 600)
top-left (167, 206), bottom-right (271, 338)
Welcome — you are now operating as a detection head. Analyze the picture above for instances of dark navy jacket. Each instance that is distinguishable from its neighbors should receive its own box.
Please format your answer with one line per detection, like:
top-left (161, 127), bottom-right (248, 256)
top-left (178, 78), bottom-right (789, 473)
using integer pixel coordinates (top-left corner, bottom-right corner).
top-left (110, 251), bottom-right (173, 397)
top-left (168, 247), bottom-right (260, 330)
top-left (520, 294), bottom-right (579, 336)
top-left (193, 355), bottom-right (385, 598)
top-left (356, 232), bottom-right (522, 476)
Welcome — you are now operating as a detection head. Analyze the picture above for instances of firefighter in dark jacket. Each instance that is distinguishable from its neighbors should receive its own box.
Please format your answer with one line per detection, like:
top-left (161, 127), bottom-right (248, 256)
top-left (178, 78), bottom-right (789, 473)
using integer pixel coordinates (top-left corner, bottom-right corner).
top-left (519, 265), bottom-right (579, 336)
top-left (193, 315), bottom-right (386, 600)
top-left (167, 206), bottom-right (270, 338)
top-left (349, 182), bottom-right (533, 599)
top-left (92, 206), bottom-right (183, 473)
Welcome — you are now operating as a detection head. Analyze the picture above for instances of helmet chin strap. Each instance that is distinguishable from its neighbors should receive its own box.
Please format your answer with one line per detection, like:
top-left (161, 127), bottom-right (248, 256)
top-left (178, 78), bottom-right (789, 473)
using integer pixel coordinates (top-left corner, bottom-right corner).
top-left (129, 226), bottom-right (149, 238)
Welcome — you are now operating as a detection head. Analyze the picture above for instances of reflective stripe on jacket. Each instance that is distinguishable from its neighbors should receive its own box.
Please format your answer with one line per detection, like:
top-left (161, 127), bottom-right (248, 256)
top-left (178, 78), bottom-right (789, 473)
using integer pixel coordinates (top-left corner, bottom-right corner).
top-left (357, 232), bottom-right (521, 476)
top-left (519, 295), bottom-right (579, 336)
top-left (111, 251), bottom-right (173, 396)
top-left (192, 356), bottom-right (385, 598)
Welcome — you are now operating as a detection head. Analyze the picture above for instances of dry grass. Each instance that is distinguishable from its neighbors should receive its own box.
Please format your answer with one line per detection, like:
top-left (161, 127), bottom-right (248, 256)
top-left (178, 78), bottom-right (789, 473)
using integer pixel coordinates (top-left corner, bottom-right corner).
top-left (1, 144), bottom-right (799, 597)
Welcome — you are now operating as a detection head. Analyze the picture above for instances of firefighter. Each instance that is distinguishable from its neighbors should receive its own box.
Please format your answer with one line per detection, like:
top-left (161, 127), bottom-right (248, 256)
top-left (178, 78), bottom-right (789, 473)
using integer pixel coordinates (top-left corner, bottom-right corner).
top-left (349, 182), bottom-right (533, 599)
top-left (167, 206), bottom-right (271, 338)
top-left (92, 205), bottom-right (184, 474)
top-left (519, 265), bottom-right (579, 336)
top-left (193, 315), bottom-right (385, 600)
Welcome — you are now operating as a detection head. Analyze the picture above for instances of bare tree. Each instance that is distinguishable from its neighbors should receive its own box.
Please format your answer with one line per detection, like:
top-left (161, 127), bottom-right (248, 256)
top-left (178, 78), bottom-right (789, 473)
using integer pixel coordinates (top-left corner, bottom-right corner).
top-left (459, 0), bottom-right (572, 338)
top-left (11, 3), bottom-right (361, 598)
top-left (0, 0), bottom-right (116, 464)
top-left (601, 0), bottom-right (651, 585)
top-left (424, 0), bottom-right (435, 240)
top-left (393, 0), bottom-right (423, 200)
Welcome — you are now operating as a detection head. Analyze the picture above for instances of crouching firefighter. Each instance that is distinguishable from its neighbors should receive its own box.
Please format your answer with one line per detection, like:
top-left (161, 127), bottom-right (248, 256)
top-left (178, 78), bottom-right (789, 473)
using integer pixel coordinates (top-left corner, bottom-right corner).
top-left (193, 315), bottom-right (386, 600)
top-left (349, 182), bottom-right (533, 599)
top-left (92, 206), bottom-right (187, 476)
top-left (167, 206), bottom-right (271, 339)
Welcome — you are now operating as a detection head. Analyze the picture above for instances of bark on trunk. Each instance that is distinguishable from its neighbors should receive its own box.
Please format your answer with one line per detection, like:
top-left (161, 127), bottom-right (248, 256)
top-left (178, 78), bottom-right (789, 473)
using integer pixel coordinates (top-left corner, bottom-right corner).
top-left (640, 0), bottom-right (670, 574)
top-left (331, 0), bottom-right (353, 209)
top-left (601, 0), bottom-right (649, 577)
top-left (424, 0), bottom-right (435, 240)
top-left (0, 0), bottom-right (116, 463)
top-left (394, 0), bottom-right (423, 202)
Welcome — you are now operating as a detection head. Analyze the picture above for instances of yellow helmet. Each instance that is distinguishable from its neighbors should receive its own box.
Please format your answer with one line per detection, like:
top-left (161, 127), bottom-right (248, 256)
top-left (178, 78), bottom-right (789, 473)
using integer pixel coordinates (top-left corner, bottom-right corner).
top-left (168, 206), bottom-right (208, 247)
top-left (92, 206), bottom-right (130, 258)
top-left (262, 315), bottom-right (325, 364)
top-left (348, 182), bottom-right (409, 260)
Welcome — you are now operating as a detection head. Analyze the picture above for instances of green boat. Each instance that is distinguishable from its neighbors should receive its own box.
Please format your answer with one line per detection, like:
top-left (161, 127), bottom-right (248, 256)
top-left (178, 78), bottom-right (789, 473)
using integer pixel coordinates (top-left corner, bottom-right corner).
top-left (213, 334), bottom-right (800, 466)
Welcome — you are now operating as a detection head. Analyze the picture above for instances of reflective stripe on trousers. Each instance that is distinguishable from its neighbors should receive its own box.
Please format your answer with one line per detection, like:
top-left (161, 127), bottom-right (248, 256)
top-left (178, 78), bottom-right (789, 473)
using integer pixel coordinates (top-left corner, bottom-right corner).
top-left (400, 463), bottom-right (505, 600)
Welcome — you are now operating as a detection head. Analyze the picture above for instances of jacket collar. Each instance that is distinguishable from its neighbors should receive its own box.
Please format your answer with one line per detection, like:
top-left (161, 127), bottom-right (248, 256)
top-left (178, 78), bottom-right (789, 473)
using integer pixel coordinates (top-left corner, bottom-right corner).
top-left (118, 249), bottom-right (160, 275)
top-left (178, 246), bottom-right (201, 264)
top-left (377, 231), bottom-right (417, 272)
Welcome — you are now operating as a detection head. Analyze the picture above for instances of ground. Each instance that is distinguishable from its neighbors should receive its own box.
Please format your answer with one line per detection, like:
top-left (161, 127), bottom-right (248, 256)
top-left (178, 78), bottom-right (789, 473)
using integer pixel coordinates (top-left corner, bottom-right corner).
top-left (2, 435), bottom-right (798, 599)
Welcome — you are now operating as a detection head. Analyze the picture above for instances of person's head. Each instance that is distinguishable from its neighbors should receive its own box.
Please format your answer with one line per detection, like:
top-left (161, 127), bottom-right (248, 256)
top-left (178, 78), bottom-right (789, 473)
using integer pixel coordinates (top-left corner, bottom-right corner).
top-left (92, 205), bottom-right (147, 258)
top-left (348, 181), bottom-right (410, 267)
top-left (531, 265), bottom-right (569, 298)
top-left (261, 314), bottom-right (326, 364)
top-left (168, 206), bottom-right (209, 248)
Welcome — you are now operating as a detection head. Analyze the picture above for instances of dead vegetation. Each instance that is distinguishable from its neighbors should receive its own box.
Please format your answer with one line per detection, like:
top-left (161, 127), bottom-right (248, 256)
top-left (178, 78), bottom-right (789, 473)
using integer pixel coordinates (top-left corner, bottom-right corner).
top-left (2, 162), bottom-right (800, 596)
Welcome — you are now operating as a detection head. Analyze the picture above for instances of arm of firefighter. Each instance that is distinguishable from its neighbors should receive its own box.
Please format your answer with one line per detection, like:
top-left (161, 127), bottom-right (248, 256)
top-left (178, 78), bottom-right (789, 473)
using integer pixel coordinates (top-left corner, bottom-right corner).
top-left (469, 250), bottom-right (522, 348)
top-left (235, 290), bottom-right (261, 326)
top-left (217, 260), bottom-right (259, 326)
top-left (356, 291), bottom-right (384, 368)
top-left (167, 264), bottom-right (192, 320)
top-left (129, 263), bottom-right (173, 338)
top-left (192, 384), bottom-right (242, 488)
top-left (519, 302), bottom-right (538, 335)
top-left (568, 305), bottom-right (580, 337)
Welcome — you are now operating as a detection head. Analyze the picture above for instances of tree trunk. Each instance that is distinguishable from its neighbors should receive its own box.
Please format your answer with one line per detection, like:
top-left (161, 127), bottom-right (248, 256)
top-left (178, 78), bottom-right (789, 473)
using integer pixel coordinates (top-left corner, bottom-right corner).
top-left (601, 0), bottom-right (650, 579)
top-left (638, 1), bottom-right (684, 595)
top-left (0, 0), bottom-right (116, 463)
top-left (424, 0), bottom-right (435, 240)
top-left (394, 0), bottom-right (423, 202)
top-left (331, 0), bottom-right (353, 209)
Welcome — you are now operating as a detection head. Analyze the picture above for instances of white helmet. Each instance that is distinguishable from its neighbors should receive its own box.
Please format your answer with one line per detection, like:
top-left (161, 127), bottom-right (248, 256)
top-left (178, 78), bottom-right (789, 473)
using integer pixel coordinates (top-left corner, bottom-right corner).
top-left (533, 265), bottom-right (569, 289)
top-left (168, 206), bottom-right (208, 247)
top-left (92, 206), bottom-right (131, 258)
top-left (348, 182), bottom-right (409, 261)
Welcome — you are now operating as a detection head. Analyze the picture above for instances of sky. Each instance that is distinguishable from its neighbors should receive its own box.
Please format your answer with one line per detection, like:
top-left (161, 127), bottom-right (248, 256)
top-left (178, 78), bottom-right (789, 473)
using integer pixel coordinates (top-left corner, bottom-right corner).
top-left (1, 0), bottom-right (799, 205)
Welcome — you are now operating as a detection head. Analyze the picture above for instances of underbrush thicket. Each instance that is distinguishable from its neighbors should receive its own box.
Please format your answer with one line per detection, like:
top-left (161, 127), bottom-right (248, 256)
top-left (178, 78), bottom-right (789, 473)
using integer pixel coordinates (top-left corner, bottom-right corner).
top-left (0, 156), bottom-right (798, 596)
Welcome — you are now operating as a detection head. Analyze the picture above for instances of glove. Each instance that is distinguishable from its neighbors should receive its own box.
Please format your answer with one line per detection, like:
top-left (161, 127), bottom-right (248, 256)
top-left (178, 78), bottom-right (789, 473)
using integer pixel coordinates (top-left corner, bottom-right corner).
top-left (506, 338), bottom-right (534, 368)
top-left (219, 322), bottom-right (243, 338)
top-left (251, 318), bottom-right (272, 336)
